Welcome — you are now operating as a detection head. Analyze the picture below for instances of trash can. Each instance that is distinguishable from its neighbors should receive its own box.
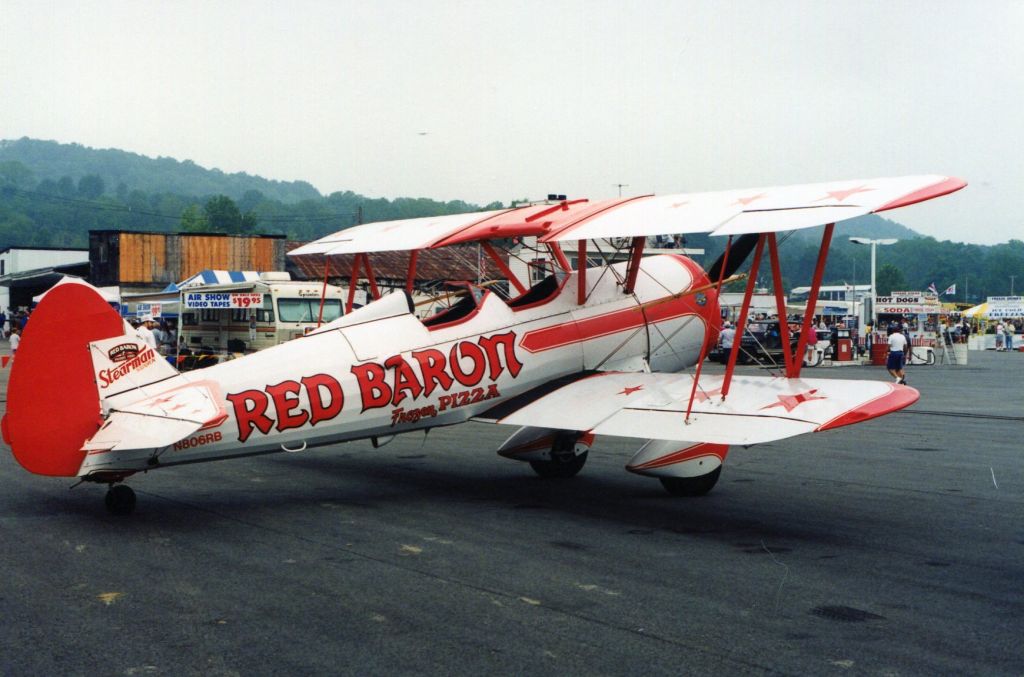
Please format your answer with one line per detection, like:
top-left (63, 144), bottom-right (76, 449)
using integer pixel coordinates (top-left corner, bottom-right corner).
top-left (836, 338), bottom-right (853, 361)
top-left (871, 342), bottom-right (887, 366)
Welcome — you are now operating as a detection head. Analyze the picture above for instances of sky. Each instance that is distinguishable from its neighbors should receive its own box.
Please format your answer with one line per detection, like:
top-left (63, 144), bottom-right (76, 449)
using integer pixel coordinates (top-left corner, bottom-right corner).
top-left (2, 0), bottom-right (1021, 244)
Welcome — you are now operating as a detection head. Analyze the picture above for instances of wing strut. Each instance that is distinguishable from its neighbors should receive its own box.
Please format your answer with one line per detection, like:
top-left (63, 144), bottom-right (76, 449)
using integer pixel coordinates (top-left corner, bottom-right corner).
top-left (405, 250), bottom-right (419, 294)
top-left (790, 223), bottom-right (834, 378)
top-left (623, 237), bottom-right (646, 294)
top-left (685, 235), bottom-right (733, 420)
top-left (722, 234), bottom-right (766, 398)
top-left (549, 242), bottom-right (571, 272)
top-left (482, 242), bottom-right (528, 295)
top-left (345, 254), bottom-right (362, 313)
top-left (316, 254), bottom-right (331, 327)
top-left (577, 239), bottom-right (587, 305)
top-left (361, 253), bottom-right (381, 301)
top-left (767, 233), bottom-right (795, 373)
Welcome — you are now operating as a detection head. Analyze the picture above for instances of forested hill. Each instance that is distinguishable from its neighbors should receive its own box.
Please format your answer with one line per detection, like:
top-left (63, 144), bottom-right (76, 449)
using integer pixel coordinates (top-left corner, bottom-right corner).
top-left (0, 137), bottom-right (499, 248)
top-left (0, 138), bottom-right (320, 203)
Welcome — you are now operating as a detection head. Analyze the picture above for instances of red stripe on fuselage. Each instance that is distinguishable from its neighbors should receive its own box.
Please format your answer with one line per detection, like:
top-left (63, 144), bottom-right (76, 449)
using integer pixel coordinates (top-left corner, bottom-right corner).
top-left (519, 255), bottom-right (716, 354)
top-left (519, 301), bottom-right (704, 353)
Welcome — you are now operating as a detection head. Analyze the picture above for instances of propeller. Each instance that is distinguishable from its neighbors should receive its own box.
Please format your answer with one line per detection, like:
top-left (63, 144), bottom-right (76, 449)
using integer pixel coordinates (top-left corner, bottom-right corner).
top-left (706, 233), bottom-right (760, 282)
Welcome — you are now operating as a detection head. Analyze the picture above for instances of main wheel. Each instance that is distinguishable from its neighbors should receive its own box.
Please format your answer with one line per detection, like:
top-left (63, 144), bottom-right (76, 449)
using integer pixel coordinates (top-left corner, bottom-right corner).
top-left (105, 484), bottom-right (137, 515)
top-left (530, 451), bottom-right (588, 478)
top-left (659, 466), bottom-right (722, 496)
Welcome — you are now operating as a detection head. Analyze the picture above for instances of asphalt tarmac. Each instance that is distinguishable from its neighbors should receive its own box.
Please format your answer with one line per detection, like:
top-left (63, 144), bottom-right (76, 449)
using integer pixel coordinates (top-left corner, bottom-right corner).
top-left (1, 349), bottom-right (1022, 676)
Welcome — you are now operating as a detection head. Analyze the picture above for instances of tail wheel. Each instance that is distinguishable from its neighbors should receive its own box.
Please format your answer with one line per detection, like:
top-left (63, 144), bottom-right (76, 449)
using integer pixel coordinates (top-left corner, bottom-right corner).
top-left (529, 432), bottom-right (588, 478)
top-left (105, 484), bottom-right (137, 515)
top-left (659, 466), bottom-right (722, 496)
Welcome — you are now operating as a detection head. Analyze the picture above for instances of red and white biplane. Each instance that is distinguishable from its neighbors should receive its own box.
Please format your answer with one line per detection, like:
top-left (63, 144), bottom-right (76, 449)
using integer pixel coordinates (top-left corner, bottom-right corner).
top-left (3, 175), bottom-right (965, 513)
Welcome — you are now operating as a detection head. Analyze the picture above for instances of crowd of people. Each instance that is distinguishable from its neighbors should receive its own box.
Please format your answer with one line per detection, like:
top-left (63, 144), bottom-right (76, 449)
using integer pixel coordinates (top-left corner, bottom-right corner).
top-left (1, 306), bottom-right (179, 361)
top-left (129, 314), bottom-right (178, 355)
top-left (992, 320), bottom-right (1017, 351)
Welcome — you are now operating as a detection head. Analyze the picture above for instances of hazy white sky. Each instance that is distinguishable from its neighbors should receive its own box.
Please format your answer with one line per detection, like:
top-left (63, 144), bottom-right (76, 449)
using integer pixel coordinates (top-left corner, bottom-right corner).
top-left (2, 0), bottom-right (1021, 244)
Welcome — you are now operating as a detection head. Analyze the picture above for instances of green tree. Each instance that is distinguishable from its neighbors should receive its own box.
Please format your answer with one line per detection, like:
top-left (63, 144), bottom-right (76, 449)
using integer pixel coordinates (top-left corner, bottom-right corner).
top-left (0, 160), bottom-right (34, 188)
top-left (875, 263), bottom-right (906, 295)
top-left (77, 173), bottom-right (105, 199)
top-left (203, 194), bottom-right (243, 233)
top-left (180, 204), bottom-right (207, 232)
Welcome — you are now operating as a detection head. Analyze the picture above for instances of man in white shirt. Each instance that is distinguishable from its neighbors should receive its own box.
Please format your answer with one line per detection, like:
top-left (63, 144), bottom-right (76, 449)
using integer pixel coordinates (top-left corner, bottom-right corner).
top-left (887, 327), bottom-right (908, 385)
top-left (720, 322), bottom-right (735, 351)
top-left (137, 314), bottom-right (158, 350)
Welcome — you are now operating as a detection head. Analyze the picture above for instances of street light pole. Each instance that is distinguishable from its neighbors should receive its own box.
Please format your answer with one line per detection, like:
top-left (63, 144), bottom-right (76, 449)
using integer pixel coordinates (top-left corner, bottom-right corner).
top-left (849, 237), bottom-right (898, 329)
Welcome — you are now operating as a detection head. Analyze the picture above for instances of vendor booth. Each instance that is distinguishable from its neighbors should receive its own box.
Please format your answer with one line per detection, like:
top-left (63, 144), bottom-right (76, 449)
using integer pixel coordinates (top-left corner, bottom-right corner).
top-left (874, 291), bottom-right (949, 366)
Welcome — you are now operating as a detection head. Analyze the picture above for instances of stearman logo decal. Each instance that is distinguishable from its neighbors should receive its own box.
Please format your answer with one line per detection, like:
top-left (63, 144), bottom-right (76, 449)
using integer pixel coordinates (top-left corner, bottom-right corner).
top-left (98, 346), bottom-right (157, 389)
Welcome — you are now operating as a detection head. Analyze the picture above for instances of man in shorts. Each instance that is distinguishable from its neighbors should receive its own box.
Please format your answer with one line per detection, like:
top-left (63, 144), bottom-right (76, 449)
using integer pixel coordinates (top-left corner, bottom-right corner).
top-left (887, 326), bottom-right (908, 385)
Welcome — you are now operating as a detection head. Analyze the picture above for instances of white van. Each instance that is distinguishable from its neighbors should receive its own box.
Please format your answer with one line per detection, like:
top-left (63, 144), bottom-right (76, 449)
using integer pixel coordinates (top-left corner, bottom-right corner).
top-left (179, 273), bottom-right (346, 361)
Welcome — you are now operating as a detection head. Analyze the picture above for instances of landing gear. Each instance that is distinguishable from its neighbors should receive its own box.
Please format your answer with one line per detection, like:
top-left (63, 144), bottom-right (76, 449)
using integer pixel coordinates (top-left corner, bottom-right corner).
top-left (659, 466), bottom-right (722, 497)
top-left (529, 432), bottom-right (588, 478)
top-left (104, 484), bottom-right (137, 515)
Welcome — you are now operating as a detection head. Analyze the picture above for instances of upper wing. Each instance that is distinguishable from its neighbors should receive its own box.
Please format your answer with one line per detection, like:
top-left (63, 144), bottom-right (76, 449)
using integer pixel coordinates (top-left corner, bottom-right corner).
top-left (474, 372), bottom-right (917, 446)
top-left (288, 175), bottom-right (965, 256)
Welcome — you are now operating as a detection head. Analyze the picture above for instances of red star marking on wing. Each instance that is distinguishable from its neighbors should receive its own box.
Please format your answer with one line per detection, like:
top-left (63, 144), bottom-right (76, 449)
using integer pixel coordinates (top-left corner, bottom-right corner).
top-left (618, 385), bottom-right (644, 396)
top-left (814, 185), bottom-right (874, 203)
top-left (168, 403), bottom-right (188, 412)
top-left (734, 193), bottom-right (766, 206)
top-left (693, 386), bottom-right (724, 403)
top-left (759, 389), bottom-right (827, 413)
top-left (670, 201), bottom-right (689, 209)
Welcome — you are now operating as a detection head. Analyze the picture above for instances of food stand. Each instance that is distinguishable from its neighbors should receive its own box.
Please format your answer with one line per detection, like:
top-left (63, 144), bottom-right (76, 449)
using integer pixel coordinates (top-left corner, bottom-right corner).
top-left (874, 291), bottom-right (948, 365)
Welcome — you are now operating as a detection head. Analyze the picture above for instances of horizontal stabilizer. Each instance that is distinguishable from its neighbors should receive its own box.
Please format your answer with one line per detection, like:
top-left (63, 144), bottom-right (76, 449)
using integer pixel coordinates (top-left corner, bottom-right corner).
top-left (478, 372), bottom-right (917, 446)
top-left (81, 381), bottom-right (226, 457)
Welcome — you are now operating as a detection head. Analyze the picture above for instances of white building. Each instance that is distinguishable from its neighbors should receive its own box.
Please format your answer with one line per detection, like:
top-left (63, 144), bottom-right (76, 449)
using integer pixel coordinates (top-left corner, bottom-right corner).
top-left (0, 246), bottom-right (89, 313)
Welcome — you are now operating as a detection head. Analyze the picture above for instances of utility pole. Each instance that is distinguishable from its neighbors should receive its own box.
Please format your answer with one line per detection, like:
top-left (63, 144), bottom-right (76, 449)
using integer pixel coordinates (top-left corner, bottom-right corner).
top-left (1011, 275), bottom-right (1016, 295)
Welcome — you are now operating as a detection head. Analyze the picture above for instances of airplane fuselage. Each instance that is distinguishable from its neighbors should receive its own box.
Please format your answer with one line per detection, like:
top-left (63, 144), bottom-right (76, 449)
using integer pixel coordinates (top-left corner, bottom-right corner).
top-left (81, 255), bottom-right (719, 477)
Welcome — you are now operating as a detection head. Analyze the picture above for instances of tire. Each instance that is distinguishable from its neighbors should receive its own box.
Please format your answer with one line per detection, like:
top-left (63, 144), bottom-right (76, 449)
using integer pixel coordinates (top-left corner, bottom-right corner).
top-left (659, 466), bottom-right (722, 497)
top-left (529, 450), bottom-right (588, 479)
top-left (105, 484), bottom-right (137, 515)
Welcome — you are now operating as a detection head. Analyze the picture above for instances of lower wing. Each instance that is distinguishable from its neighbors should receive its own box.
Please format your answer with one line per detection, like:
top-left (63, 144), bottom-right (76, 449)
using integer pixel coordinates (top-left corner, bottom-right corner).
top-left (475, 372), bottom-right (916, 445)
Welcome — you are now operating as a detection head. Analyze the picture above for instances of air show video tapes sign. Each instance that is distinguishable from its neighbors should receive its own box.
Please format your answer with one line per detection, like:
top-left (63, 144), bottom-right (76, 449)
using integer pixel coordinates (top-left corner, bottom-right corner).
top-left (184, 292), bottom-right (264, 309)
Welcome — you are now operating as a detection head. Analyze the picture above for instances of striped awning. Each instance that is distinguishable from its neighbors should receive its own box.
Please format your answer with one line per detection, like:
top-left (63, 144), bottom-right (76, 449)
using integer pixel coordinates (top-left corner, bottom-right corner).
top-left (163, 270), bottom-right (261, 292)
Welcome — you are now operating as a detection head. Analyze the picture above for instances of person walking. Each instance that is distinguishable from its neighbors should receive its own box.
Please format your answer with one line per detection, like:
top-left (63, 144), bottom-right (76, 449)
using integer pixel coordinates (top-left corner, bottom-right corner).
top-left (887, 325), bottom-right (908, 385)
top-left (1006, 321), bottom-right (1016, 351)
top-left (995, 322), bottom-right (1005, 351)
top-left (9, 326), bottom-right (21, 357)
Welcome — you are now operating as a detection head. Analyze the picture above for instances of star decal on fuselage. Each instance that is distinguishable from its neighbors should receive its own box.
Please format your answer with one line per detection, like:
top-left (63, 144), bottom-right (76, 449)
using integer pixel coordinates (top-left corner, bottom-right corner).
top-left (618, 385), bottom-right (644, 396)
top-left (759, 389), bottom-right (827, 413)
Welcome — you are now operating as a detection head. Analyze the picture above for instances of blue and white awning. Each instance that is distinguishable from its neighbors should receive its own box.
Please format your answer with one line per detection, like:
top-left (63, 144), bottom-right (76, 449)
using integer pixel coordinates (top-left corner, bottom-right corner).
top-left (163, 270), bottom-right (261, 292)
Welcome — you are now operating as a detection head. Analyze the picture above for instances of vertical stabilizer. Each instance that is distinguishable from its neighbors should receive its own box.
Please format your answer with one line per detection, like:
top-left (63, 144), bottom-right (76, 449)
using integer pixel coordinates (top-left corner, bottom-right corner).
top-left (3, 280), bottom-right (126, 476)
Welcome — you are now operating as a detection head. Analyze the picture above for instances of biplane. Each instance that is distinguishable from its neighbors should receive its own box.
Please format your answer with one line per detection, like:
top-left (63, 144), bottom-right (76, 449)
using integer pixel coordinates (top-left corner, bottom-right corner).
top-left (3, 175), bottom-right (965, 514)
